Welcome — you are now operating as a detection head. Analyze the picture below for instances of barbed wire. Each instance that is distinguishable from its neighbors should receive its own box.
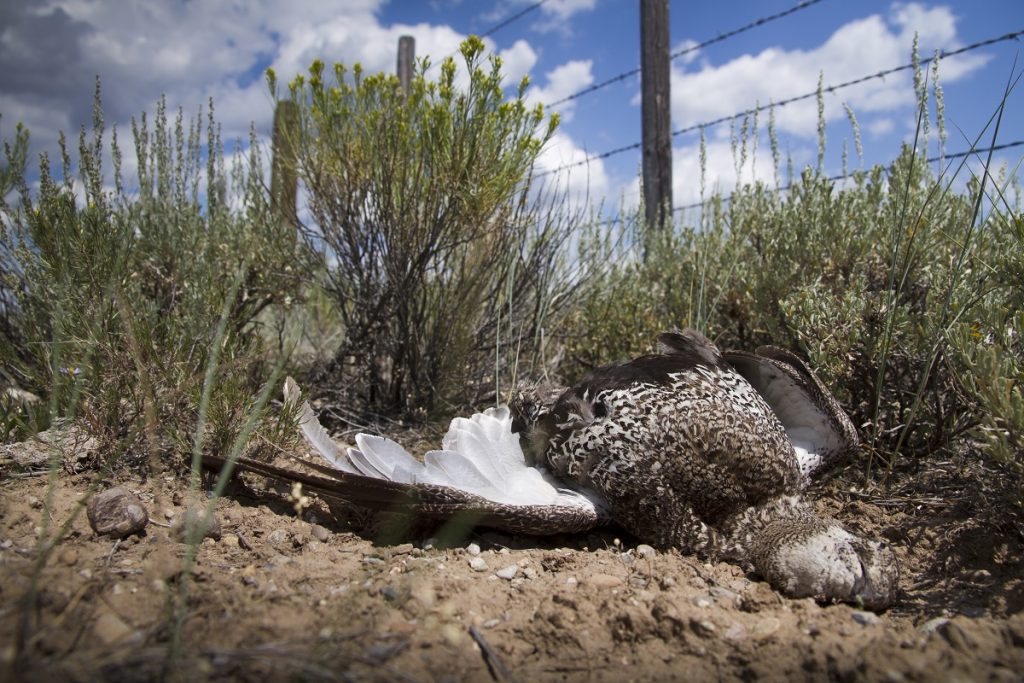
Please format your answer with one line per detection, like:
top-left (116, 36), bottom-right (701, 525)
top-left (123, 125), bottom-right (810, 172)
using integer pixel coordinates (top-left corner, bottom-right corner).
top-left (669, 139), bottom-right (1024, 213)
top-left (545, 0), bottom-right (828, 108)
top-left (426, 0), bottom-right (549, 72)
top-left (481, 0), bottom-right (549, 38)
top-left (537, 29), bottom-right (1024, 177)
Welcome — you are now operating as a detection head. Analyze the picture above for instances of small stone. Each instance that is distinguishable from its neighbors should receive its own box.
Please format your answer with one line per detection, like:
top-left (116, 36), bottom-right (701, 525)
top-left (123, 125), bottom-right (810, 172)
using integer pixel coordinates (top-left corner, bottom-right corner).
top-left (87, 488), bottom-right (148, 538)
top-left (171, 507), bottom-right (221, 542)
top-left (291, 534), bottom-right (307, 549)
top-left (266, 529), bottom-right (289, 546)
top-left (752, 617), bottom-right (781, 640)
top-left (852, 610), bottom-right (881, 626)
top-left (918, 617), bottom-right (950, 635)
top-left (709, 586), bottom-right (739, 602)
top-left (659, 576), bottom-right (675, 589)
top-left (483, 618), bottom-right (501, 629)
top-left (362, 556), bottom-right (385, 565)
top-left (310, 524), bottom-right (331, 542)
top-left (469, 557), bottom-right (489, 572)
top-left (522, 567), bottom-right (538, 580)
top-left (94, 611), bottom-right (139, 646)
top-left (690, 618), bottom-right (717, 637)
top-left (496, 565), bottom-right (518, 580)
top-left (466, 543), bottom-right (481, 556)
top-left (380, 585), bottom-right (399, 601)
top-left (221, 534), bottom-right (240, 548)
top-left (58, 548), bottom-right (78, 566)
top-left (691, 596), bottom-right (713, 609)
top-left (392, 543), bottom-right (415, 555)
top-left (724, 622), bottom-right (748, 642)
top-left (636, 544), bottom-right (656, 559)
top-left (566, 577), bottom-right (578, 587)
top-left (587, 573), bottom-right (623, 589)
top-left (422, 537), bottom-right (438, 550)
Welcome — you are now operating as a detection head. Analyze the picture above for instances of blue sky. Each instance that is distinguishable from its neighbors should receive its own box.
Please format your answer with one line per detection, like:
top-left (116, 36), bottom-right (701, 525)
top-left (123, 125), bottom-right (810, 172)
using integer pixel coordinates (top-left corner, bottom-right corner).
top-left (1, 0), bottom-right (1021, 215)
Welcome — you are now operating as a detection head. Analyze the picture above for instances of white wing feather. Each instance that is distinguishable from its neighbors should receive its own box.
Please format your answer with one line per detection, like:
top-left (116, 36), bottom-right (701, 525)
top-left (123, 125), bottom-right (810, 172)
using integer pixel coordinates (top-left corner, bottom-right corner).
top-left (286, 377), bottom-right (600, 513)
top-left (283, 377), bottom-right (360, 475)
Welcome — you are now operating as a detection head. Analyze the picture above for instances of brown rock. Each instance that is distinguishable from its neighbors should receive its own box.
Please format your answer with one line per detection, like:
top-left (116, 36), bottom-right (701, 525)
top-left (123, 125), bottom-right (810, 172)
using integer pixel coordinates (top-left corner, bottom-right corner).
top-left (171, 506), bottom-right (222, 542)
top-left (94, 610), bottom-right (139, 646)
top-left (586, 573), bottom-right (624, 589)
top-left (87, 487), bottom-right (148, 538)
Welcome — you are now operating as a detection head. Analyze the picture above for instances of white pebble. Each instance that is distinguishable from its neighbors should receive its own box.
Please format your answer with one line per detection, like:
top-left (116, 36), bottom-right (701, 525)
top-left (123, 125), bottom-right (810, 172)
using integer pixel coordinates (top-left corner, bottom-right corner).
top-left (469, 557), bottom-right (488, 572)
top-left (495, 565), bottom-right (518, 580)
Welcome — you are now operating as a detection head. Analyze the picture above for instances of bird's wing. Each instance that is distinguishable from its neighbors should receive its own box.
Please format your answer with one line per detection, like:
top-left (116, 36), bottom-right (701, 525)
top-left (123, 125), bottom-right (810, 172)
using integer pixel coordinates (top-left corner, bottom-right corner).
top-left (207, 379), bottom-right (605, 536)
top-left (283, 377), bottom-right (359, 474)
top-left (723, 348), bottom-right (859, 483)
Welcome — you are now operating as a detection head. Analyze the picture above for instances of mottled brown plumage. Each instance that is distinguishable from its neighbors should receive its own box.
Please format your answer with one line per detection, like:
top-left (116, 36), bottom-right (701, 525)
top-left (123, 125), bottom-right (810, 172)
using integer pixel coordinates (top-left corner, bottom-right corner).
top-left (206, 330), bottom-right (898, 609)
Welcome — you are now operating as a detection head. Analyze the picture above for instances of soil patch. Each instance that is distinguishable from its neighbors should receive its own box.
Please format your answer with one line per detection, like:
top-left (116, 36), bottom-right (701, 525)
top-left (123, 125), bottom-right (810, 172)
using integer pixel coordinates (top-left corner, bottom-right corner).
top-left (2, 439), bottom-right (1023, 682)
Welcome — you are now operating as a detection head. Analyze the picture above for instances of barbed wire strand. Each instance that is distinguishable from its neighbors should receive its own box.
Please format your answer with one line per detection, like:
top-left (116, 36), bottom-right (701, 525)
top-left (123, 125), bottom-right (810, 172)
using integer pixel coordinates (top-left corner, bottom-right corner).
top-left (482, 0), bottom-right (549, 38)
top-left (538, 29), bottom-right (1024, 177)
top-left (546, 0), bottom-right (827, 108)
top-left (426, 0), bottom-right (549, 71)
top-left (669, 139), bottom-right (1024, 213)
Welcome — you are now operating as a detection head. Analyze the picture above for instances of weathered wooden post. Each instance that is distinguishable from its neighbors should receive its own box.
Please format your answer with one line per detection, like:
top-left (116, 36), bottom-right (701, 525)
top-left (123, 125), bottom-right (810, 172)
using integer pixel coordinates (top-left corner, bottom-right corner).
top-left (397, 35), bottom-right (415, 95)
top-left (270, 100), bottom-right (299, 229)
top-left (640, 0), bottom-right (672, 235)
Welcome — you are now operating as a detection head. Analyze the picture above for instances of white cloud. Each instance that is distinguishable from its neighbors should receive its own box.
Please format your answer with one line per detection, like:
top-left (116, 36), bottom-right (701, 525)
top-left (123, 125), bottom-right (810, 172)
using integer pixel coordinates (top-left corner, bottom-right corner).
top-left (533, 130), bottom-right (610, 210)
top-left (662, 3), bottom-right (989, 141)
top-left (672, 39), bottom-right (701, 66)
top-left (868, 117), bottom-right (896, 137)
top-left (541, 0), bottom-right (597, 22)
top-left (673, 138), bottom-right (780, 208)
top-left (0, 0), bottom-right (554, 174)
top-left (530, 0), bottom-right (597, 34)
top-left (498, 39), bottom-right (538, 87)
top-left (526, 60), bottom-right (594, 121)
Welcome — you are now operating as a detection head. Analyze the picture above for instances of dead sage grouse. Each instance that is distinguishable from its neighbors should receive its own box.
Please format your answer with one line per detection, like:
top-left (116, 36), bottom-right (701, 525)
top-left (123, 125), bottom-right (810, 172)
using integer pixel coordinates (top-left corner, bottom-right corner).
top-left (205, 330), bottom-right (897, 609)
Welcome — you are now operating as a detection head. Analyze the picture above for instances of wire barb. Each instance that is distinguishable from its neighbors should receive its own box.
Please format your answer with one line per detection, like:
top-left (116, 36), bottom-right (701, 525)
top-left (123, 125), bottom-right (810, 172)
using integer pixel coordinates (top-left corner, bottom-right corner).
top-left (546, 0), bottom-right (828, 108)
top-left (537, 29), bottom-right (1024, 177)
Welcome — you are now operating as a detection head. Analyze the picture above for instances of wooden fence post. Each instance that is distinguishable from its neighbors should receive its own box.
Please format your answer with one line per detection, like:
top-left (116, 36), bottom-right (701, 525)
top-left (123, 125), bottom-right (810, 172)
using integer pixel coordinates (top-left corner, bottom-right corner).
top-left (640, 0), bottom-right (672, 235)
top-left (270, 100), bottom-right (299, 229)
top-left (397, 35), bottom-right (415, 95)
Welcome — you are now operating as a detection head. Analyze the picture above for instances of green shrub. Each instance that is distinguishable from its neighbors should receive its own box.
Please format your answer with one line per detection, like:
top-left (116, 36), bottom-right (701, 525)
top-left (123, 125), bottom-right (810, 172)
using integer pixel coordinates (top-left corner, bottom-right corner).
top-left (565, 143), bottom-right (1021, 467)
top-left (0, 86), bottom-right (301, 461)
top-left (278, 36), bottom-right (576, 417)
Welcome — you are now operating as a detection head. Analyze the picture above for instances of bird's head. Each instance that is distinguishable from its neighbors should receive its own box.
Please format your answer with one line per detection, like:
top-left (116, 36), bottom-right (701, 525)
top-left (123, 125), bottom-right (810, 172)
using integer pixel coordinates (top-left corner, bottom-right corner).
top-left (751, 516), bottom-right (898, 610)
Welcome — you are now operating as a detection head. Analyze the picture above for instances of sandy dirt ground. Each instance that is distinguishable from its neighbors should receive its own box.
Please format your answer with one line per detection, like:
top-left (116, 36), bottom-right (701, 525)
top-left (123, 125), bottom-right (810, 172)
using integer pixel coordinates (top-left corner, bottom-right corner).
top-left (2, 429), bottom-right (1024, 682)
